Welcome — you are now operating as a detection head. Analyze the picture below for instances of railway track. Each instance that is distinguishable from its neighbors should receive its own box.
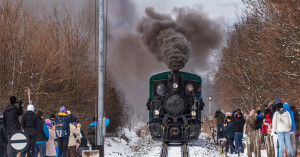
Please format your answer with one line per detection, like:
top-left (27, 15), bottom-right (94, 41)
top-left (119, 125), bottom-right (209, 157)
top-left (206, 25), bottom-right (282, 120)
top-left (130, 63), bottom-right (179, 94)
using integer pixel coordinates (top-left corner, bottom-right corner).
top-left (160, 142), bottom-right (189, 157)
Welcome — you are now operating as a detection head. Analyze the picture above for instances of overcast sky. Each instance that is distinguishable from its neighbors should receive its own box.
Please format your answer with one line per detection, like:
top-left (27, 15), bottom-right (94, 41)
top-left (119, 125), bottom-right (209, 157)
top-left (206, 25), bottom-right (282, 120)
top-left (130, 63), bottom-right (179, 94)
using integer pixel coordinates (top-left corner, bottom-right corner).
top-left (133, 0), bottom-right (243, 25)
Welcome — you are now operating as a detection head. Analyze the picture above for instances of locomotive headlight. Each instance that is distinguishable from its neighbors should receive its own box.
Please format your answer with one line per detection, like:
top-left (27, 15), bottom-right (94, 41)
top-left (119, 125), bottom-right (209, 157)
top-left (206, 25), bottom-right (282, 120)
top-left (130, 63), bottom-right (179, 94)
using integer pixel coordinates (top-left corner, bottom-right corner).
top-left (186, 84), bottom-right (194, 92)
top-left (191, 111), bottom-right (196, 116)
top-left (156, 84), bottom-right (166, 96)
top-left (154, 109), bottom-right (160, 116)
top-left (173, 83), bottom-right (178, 89)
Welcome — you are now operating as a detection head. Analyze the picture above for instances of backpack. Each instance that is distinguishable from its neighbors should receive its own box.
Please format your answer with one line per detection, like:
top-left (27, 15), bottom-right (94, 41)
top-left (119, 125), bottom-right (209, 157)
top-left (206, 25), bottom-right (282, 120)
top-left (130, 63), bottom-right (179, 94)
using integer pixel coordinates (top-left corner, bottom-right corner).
top-left (55, 116), bottom-right (68, 138)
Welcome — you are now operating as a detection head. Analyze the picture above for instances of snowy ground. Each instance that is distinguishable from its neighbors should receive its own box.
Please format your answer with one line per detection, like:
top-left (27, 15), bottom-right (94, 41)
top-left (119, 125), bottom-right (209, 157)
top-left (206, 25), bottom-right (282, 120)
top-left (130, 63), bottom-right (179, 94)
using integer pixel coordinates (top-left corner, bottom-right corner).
top-left (104, 125), bottom-right (268, 157)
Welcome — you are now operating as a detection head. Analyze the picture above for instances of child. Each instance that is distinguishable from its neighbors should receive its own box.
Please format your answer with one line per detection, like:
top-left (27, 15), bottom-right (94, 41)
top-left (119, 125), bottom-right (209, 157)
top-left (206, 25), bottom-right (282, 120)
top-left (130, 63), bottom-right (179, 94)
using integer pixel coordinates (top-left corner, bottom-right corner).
top-left (46, 119), bottom-right (56, 157)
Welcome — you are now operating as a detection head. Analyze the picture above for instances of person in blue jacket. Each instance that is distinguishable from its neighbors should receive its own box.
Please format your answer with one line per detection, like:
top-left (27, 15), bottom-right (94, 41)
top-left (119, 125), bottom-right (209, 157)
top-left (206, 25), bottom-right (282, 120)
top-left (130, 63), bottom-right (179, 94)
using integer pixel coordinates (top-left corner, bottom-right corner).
top-left (224, 116), bottom-right (235, 154)
top-left (35, 110), bottom-right (49, 157)
top-left (283, 102), bottom-right (296, 155)
top-left (88, 117), bottom-right (110, 150)
top-left (55, 106), bottom-right (77, 157)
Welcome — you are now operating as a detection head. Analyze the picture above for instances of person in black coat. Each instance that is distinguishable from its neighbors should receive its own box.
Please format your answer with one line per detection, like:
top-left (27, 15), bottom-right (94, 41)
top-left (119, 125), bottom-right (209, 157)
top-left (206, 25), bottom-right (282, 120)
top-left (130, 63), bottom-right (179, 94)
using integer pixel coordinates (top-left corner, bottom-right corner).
top-left (255, 110), bottom-right (263, 131)
top-left (0, 113), bottom-right (7, 157)
top-left (21, 104), bottom-right (38, 157)
top-left (224, 116), bottom-right (235, 154)
top-left (77, 137), bottom-right (89, 157)
top-left (233, 112), bottom-right (245, 154)
top-left (3, 96), bottom-right (23, 157)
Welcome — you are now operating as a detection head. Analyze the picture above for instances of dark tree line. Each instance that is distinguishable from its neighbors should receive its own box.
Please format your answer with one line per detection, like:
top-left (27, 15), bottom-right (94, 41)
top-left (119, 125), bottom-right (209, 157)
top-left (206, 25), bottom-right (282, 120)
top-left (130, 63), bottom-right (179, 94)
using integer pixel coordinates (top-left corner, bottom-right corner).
top-left (0, 0), bottom-right (131, 133)
top-left (214, 0), bottom-right (300, 112)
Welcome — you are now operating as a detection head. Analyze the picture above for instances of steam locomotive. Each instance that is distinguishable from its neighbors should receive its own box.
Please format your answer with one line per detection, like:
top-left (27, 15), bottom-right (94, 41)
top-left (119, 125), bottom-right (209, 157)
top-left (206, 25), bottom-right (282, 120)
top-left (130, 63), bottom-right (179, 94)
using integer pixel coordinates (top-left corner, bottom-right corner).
top-left (146, 70), bottom-right (204, 144)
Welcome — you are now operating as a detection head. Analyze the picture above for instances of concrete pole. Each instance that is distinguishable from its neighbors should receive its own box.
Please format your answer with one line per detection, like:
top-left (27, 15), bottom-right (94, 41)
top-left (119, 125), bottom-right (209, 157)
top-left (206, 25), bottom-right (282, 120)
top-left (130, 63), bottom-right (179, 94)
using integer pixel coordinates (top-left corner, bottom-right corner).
top-left (97, 0), bottom-right (105, 156)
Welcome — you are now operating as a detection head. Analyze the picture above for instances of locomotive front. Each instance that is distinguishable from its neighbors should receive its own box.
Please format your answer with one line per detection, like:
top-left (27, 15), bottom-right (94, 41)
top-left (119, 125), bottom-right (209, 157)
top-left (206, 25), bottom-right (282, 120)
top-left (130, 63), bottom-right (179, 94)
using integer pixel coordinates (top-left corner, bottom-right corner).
top-left (147, 70), bottom-right (204, 143)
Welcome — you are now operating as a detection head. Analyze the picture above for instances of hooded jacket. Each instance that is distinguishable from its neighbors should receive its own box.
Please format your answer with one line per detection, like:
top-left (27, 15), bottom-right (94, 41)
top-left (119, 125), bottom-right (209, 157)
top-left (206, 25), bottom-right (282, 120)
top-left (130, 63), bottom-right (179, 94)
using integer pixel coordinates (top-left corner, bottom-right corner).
top-left (283, 103), bottom-right (296, 132)
top-left (214, 110), bottom-right (225, 125)
top-left (3, 104), bottom-right (23, 135)
top-left (272, 109), bottom-right (292, 132)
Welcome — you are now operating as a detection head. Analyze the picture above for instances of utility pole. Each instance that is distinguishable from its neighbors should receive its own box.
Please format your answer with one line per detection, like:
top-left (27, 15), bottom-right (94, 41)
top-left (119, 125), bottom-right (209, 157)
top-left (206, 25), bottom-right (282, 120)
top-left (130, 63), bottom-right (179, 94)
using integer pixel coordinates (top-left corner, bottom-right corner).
top-left (97, 0), bottom-right (105, 156)
top-left (208, 96), bottom-right (212, 119)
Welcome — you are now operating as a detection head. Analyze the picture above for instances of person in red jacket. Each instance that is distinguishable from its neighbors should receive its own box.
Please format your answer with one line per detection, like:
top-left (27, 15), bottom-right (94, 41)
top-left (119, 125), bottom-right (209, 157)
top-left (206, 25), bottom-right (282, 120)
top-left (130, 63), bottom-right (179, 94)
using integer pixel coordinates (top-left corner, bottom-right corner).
top-left (262, 113), bottom-right (272, 144)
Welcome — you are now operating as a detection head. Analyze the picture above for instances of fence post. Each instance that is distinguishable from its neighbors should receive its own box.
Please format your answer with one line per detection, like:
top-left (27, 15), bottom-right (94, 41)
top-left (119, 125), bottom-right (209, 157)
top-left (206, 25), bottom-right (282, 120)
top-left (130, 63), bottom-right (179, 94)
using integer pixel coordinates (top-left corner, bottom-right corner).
top-left (247, 134), bottom-right (252, 157)
top-left (270, 135), bottom-right (275, 157)
top-left (253, 132), bottom-right (257, 157)
top-left (256, 131), bottom-right (261, 157)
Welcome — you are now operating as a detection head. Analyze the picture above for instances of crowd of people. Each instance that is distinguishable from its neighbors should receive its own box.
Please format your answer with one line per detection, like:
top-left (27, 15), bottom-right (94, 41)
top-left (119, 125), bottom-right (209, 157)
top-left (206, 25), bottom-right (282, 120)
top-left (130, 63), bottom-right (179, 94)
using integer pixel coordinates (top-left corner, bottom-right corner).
top-left (0, 96), bottom-right (100, 157)
top-left (215, 98), bottom-right (299, 157)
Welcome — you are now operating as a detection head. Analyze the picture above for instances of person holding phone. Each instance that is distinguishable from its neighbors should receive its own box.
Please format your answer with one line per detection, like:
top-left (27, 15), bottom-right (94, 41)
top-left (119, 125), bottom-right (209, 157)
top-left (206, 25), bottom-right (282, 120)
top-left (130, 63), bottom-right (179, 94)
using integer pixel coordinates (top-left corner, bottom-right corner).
top-left (3, 96), bottom-right (23, 157)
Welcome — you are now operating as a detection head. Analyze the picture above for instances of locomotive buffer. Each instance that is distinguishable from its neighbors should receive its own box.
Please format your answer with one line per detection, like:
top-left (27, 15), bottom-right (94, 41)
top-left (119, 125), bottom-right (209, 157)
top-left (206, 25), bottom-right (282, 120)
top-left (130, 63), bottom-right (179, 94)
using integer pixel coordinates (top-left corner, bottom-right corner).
top-left (160, 142), bottom-right (189, 157)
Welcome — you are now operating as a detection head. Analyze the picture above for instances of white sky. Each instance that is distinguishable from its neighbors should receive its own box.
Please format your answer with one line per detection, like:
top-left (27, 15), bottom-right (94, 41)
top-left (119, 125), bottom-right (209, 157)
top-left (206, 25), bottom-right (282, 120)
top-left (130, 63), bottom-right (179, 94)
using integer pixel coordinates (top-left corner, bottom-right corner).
top-left (133, 0), bottom-right (243, 25)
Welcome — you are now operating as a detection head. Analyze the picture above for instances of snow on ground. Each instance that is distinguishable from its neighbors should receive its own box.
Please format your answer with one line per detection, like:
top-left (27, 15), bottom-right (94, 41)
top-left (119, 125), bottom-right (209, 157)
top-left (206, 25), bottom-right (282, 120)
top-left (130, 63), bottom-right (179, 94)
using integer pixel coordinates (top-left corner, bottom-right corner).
top-left (104, 125), bottom-right (268, 157)
top-left (105, 126), bottom-right (222, 157)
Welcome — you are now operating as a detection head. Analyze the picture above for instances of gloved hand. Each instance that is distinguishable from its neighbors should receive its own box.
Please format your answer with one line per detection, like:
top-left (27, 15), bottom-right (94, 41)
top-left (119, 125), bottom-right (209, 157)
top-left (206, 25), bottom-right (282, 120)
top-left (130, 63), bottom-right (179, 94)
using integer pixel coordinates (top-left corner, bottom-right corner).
top-left (19, 100), bottom-right (22, 106)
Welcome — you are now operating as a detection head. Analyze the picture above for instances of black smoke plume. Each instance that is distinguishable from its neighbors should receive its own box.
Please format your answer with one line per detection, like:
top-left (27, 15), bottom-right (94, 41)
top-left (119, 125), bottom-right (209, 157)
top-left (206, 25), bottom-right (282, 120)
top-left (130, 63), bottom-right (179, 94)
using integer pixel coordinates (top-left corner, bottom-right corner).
top-left (137, 7), bottom-right (223, 71)
top-left (137, 7), bottom-right (191, 71)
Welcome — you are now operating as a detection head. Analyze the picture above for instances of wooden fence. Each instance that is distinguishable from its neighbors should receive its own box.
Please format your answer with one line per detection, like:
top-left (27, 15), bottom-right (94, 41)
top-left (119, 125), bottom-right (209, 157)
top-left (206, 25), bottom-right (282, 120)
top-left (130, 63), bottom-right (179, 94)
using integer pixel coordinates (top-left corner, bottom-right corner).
top-left (246, 129), bottom-right (275, 157)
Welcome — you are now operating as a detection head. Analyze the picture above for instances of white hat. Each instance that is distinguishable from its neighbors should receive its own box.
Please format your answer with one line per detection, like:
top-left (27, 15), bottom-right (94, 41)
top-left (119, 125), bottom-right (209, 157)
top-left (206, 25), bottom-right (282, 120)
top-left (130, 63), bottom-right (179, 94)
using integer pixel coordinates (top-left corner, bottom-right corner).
top-left (27, 104), bottom-right (34, 112)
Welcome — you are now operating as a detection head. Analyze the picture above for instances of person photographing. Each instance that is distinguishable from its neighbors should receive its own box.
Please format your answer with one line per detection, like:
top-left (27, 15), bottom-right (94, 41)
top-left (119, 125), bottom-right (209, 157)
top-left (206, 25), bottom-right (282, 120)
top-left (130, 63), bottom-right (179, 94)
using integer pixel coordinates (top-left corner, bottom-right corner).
top-left (3, 96), bottom-right (23, 157)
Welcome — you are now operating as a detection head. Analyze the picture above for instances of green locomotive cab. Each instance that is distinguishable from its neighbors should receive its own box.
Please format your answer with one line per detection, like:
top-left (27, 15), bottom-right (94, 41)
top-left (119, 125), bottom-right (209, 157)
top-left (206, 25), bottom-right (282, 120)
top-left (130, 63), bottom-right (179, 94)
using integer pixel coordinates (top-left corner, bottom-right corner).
top-left (147, 70), bottom-right (204, 143)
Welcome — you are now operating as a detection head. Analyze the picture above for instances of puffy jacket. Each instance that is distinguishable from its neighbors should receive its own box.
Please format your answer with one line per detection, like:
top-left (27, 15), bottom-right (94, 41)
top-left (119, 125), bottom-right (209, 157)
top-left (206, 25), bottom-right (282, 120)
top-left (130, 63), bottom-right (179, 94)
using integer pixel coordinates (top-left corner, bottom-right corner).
top-left (0, 118), bottom-right (7, 145)
top-left (68, 123), bottom-right (80, 146)
top-left (46, 127), bottom-right (56, 156)
top-left (233, 117), bottom-right (245, 132)
top-left (21, 111), bottom-right (38, 135)
top-left (55, 113), bottom-right (77, 138)
top-left (245, 115), bottom-right (257, 134)
top-left (224, 121), bottom-right (235, 138)
top-left (262, 119), bottom-right (271, 134)
top-left (283, 103), bottom-right (296, 132)
top-left (214, 110), bottom-right (225, 125)
top-left (272, 109), bottom-right (292, 132)
top-left (3, 104), bottom-right (23, 135)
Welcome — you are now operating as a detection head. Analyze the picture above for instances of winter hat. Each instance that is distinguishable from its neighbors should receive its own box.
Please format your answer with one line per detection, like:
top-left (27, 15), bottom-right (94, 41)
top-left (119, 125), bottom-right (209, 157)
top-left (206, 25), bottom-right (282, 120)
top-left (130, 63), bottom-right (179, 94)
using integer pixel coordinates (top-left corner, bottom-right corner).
top-left (10, 96), bottom-right (17, 104)
top-left (275, 98), bottom-right (281, 105)
top-left (45, 119), bottom-right (52, 127)
top-left (59, 106), bottom-right (67, 113)
top-left (27, 104), bottom-right (34, 112)
top-left (265, 113), bottom-right (271, 119)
